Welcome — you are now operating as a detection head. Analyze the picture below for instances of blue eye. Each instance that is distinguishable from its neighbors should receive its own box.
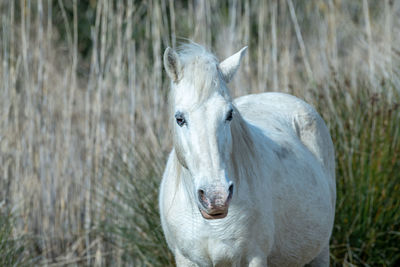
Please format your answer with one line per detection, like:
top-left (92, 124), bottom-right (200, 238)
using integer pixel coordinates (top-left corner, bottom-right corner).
top-left (175, 112), bottom-right (186, 127)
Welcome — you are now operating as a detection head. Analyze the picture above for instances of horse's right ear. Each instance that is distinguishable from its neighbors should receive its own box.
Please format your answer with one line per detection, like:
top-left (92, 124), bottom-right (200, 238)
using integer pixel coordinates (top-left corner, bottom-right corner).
top-left (164, 47), bottom-right (182, 82)
top-left (218, 46), bottom-right (247, 83)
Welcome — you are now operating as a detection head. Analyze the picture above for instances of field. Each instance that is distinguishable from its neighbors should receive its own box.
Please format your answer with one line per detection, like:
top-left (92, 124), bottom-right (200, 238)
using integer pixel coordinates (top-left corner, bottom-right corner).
top-left (0, 0), bottom-right (399, 266)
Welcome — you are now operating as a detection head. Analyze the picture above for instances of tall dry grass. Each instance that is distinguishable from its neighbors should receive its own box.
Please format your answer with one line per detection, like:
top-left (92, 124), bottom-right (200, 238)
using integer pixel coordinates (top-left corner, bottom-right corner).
top-left (0, 0), bottom-right (399, 266)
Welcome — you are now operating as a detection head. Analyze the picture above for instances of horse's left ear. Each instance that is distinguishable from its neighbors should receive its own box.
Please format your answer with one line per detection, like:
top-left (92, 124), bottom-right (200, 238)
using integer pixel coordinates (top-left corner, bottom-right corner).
top-left (218, 46), bottom-right (248, 83)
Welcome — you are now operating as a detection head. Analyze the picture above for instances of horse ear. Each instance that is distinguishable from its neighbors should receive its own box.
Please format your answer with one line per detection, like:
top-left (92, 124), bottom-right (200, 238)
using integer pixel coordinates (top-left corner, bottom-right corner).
top-left (164, 47), bottom-right (182, 82)
top-left (218, 46), bottom-right (248, 83)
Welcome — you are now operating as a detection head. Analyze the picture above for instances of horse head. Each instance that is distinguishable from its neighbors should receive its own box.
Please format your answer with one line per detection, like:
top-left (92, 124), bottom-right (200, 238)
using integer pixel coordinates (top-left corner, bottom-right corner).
top-left (163, 43), bottom-right (247, 219)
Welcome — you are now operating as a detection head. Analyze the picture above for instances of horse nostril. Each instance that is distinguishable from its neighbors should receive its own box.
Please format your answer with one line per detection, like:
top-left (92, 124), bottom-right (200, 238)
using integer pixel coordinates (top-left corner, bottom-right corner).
top-left (198, 189), bottom-right (205, 197)
top-left (228, 183), bottom-right (234, 200)
top-left (198, 189), bottom-right (207, 207)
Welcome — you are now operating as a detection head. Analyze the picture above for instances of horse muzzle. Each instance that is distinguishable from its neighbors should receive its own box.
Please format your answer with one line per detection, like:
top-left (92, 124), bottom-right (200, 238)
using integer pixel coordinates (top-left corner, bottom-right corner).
top-left (197, 183), bottom-right (234, 220)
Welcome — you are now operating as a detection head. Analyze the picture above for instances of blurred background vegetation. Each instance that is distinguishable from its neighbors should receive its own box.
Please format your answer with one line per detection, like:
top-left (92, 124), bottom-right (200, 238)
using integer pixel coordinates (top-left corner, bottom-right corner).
top-left (0, 0), bottom-right (399, 266)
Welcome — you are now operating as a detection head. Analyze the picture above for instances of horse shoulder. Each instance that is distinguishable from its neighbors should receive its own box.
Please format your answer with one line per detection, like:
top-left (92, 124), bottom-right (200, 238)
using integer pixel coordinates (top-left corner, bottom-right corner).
top-left (159, 150), bottom-right (182, 250)
top-left (160, 150), bottom-right (176, 213)
top-left (160, 151), bottom-right (205, 253)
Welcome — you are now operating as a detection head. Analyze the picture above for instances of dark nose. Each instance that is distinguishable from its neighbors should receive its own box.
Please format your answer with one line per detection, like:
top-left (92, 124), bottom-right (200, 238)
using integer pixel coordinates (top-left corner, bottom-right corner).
top-left (197, 183), bottom-right (234, 212)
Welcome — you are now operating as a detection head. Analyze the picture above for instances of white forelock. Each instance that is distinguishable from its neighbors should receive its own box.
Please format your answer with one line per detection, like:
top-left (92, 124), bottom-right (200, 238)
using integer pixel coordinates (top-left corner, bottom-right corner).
top-left (172, 43), bottom-right (231, 106)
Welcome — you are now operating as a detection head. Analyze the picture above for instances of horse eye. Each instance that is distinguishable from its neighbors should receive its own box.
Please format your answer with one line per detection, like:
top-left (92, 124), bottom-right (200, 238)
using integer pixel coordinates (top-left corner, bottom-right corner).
top-left (226, 109), bottom-right (233, 122)
top-left (175, 112), bottom-right (186, 127)
top-left (176, 117), bottom-right (185, 126)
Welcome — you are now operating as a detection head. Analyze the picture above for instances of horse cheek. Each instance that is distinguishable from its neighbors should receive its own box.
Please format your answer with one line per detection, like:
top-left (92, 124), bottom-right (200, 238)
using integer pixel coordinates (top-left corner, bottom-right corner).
top-left (174, 144), bottom-right (188, 170)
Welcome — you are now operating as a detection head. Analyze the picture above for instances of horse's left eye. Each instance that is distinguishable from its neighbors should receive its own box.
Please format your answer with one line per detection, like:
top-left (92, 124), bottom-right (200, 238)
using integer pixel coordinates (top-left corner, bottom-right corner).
top-left (175, 112), bottom-right (186, 127)
top-left (226, 109), bottom-right (233, 122)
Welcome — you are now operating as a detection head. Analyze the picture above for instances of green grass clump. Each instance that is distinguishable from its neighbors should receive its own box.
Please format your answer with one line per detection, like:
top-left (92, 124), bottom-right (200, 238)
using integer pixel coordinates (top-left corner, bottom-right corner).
top-left (98, 144), bottom-right (174, 266)
top-left (0, 208), bottom-right (32, 266)
top-left (315, 81), bottom-right (400, 266)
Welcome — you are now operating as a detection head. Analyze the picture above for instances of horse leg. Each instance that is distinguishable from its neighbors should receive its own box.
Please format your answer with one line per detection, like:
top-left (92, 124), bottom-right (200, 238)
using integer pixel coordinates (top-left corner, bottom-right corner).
top-left (174, 250), bottom-right (199, 267)
top-left (308, 244), bottom-right (329, 267)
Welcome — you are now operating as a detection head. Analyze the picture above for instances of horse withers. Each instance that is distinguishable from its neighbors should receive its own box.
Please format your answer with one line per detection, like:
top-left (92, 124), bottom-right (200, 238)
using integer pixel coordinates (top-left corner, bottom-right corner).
top-left (159, 43), bottom-right (336, 267)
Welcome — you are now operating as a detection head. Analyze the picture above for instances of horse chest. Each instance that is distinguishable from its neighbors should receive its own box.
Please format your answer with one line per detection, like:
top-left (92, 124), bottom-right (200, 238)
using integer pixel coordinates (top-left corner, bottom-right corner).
top-left (167, 211), bottom-right (250, 265)
top-left (179, 224), bottom-right (246, 265)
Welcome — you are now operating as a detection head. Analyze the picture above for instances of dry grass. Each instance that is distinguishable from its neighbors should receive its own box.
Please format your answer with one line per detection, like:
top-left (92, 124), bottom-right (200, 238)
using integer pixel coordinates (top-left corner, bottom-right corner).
top-left (0, 0), bottom-right (399, 266)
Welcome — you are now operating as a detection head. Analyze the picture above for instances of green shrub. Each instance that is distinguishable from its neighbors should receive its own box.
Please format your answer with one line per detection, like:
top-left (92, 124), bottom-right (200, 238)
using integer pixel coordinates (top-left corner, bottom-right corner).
top-left (98, 144), bottom-right (174, 266)
top-left (315, 81), bottom-right (400, 266)
top-left (0, 207), bottom-right (32, 266)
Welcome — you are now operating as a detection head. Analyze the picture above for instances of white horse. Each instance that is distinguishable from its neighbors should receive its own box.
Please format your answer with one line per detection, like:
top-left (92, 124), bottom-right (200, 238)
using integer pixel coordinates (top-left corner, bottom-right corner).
top-left (159, 43), bottom-right (336, 267)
